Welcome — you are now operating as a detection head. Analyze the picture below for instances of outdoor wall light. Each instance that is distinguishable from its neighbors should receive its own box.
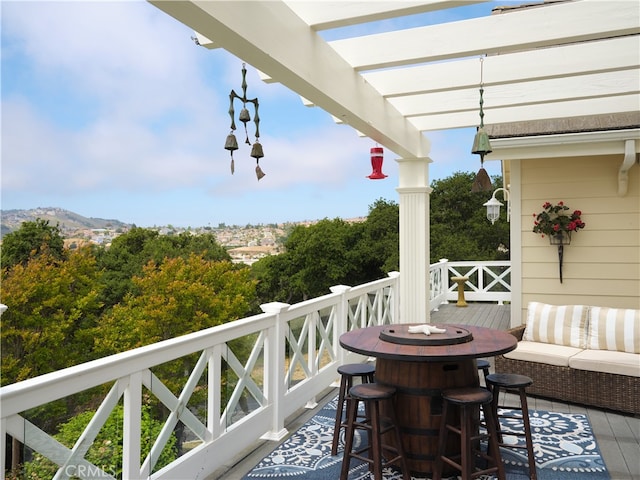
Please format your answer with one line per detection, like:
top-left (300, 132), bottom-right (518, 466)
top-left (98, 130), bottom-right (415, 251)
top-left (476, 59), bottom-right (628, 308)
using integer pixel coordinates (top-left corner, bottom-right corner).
top-left (484, 187), bottom-right (510, 224)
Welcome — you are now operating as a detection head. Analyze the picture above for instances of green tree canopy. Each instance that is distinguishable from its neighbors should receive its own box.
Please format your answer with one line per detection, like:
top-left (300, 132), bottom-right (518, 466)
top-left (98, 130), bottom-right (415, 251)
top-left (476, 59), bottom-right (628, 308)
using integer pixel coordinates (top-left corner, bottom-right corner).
top-left (1, 247), bottom-right (103, 385)
top-left (95, 227), bottom-right (231, 308)
top-left (357, 198), bottom-right (399, 277)
top-left (0, 219), bottom-right (65, 268)
top-left (251, 199), bottom-right (400, 304)
top-left (429, 171), bottom-right (509, 263)
top-left (95, 254), bottom-right (256, 355)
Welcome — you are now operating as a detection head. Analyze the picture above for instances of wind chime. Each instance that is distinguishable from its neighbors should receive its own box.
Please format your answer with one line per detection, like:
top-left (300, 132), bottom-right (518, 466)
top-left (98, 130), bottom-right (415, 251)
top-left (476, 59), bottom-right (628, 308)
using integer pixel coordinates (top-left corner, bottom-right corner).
top-left (367, 146), bottom-right (387, 179)
top-left (225, 63), bottom-right (265, 180)
top-left (471, 56), bottom-right (493, 193)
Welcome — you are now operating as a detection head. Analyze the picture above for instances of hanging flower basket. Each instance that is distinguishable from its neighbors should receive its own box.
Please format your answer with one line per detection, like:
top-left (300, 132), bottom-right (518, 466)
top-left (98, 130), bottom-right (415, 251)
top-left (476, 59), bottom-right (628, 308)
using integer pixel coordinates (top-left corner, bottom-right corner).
top-left (533, 202), bottom-right (585, 283)
top-left (549, 230), bottom-right (571, 246)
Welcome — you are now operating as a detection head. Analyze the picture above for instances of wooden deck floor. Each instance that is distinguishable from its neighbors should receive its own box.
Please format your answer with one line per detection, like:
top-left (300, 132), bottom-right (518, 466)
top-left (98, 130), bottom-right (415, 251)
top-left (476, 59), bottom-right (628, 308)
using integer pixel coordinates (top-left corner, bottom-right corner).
top-left (209, 304), bottom-right (640, 480)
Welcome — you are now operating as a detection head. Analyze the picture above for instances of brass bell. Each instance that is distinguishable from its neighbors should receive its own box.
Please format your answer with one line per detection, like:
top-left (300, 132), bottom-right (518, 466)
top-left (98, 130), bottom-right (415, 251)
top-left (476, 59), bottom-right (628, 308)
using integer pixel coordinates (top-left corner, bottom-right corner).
top-left (225, 133), bottom-right (238, 151)
top-left (471, 167), bottom-right (493, 192)
top-left (250, 141), bottom-right (264, 159)
top-left (239, 108), bottom-right (251, 123)
top-left (471, 127), bottom-right (492, 156)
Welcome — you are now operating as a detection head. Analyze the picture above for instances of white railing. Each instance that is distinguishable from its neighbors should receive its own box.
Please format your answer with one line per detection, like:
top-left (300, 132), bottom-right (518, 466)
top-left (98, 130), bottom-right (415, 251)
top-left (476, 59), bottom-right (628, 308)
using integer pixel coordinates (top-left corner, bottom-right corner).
top-left (443, 260), bottom-right (511, 305)
top-left (0, 273), bottom-right (400, 480)
top-left (1, 261), bottom-right (510, 480)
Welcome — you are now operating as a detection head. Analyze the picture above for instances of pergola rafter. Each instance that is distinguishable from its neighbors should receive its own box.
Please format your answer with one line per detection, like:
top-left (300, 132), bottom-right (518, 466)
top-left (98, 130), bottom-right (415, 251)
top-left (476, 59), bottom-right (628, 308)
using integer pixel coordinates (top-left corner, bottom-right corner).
top-left (151, 0), bottom-right (639, 158)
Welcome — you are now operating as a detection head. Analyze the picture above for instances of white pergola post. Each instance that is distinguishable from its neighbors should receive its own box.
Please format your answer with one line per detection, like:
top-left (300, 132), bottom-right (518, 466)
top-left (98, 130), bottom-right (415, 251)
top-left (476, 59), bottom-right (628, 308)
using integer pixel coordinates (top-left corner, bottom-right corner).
top-left (396, 156), bottom-right (432, 324)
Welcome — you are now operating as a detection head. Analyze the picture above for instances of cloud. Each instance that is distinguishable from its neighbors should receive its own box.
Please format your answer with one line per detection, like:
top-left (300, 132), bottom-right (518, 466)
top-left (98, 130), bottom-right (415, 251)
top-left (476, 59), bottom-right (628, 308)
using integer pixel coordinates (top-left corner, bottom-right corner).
top-left (1, 1), bottom-right (375, 203)
top-left (1, 1), bottom-right (493, 227)
top-left (210, 123), bottom-right (368, 194)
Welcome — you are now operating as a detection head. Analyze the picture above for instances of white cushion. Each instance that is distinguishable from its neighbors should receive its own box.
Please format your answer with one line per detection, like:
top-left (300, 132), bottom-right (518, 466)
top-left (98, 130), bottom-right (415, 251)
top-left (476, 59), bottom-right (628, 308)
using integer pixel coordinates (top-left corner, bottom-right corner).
top-left (588, 307), bottom-right (640, 354)
top-left (523, 302), bottom-right (588, 348)
top-left (503, 340), bottom-right (583, 367)
top-left (569, 349), bottom-right (640, 377)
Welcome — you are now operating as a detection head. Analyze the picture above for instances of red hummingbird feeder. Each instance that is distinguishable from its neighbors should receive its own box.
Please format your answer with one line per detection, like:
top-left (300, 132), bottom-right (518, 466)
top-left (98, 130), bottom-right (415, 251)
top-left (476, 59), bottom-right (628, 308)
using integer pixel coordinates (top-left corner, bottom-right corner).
top-left (367, 146), bottom-right (387, 180)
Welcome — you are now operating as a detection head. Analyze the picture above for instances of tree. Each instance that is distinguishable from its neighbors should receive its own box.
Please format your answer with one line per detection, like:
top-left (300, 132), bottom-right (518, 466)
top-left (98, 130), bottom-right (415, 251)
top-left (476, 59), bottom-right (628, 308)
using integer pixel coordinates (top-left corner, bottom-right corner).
top-left (251, 200), bottom-right (400, 304)
top-left (357, 198), bottom-right (399, 278)
top-left (0, 219), bottom-right (65, 268)
top-left (429, 172), bottom-right (509, 262)
top-left (1, 247), bottom-right (103, 385)
top-left (93, 254), bottom-right (258, 432)
top-left (1, 247), bottom-right (104, 434)
top-left (95, 254), bottom-right (256, 355)
top-left (95, 228), bottom-right (231, 308)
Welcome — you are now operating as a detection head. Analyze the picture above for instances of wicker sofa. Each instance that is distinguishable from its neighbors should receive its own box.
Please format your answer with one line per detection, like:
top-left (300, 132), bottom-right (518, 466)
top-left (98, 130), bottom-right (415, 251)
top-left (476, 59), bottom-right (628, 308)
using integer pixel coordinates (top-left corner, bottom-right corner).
top-left (495, 302), bottom-right (640, 415)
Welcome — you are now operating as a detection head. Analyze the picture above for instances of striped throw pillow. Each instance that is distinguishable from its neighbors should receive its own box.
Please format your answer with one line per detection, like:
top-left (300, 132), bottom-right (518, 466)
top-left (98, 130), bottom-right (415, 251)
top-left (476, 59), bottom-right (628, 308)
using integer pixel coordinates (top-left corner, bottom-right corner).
top-left (588, 307), bottom-right (640, 354)
top-left (523, 302), bottom-right (588, 348)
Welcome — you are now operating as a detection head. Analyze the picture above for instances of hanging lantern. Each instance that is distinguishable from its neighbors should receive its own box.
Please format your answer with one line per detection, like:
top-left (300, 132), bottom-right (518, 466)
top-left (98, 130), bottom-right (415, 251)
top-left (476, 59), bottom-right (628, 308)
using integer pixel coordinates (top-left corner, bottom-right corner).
top-left (367, 146), bottom-right (387, 180)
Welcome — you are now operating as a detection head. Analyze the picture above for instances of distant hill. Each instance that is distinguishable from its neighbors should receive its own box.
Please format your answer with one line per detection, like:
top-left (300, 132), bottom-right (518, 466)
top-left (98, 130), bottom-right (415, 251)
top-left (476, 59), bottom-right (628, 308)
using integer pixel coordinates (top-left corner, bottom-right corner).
top-left (1, 207), bottom-right (132, 238)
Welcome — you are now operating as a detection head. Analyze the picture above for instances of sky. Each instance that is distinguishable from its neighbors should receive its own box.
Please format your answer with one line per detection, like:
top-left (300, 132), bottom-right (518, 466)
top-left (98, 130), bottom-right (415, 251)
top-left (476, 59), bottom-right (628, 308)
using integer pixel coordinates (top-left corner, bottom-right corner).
top-left (1, 1), bottom-right (504, 228)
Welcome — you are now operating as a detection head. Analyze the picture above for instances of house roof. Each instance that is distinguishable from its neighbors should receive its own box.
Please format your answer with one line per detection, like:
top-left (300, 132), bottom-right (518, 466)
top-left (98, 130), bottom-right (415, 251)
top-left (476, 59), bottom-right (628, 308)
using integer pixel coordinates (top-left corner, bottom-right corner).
top-left (149, 0), bottom-right (640, 160)
top-left (486, 112), bottom-right (640, 138)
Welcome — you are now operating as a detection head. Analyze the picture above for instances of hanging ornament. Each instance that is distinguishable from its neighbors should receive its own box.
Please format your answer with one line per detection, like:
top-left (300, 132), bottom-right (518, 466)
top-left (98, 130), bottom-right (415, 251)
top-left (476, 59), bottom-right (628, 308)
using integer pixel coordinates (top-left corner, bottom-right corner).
top-left (225, 132), bottom-right (239, 174)
top-left (367, 146), bottom-right (387, 180)
top-left (471, 56), bottom-right (493, 193)
top-left (239, 107), bottom-right (251, 144)
top-left (251, 140), bottom-right (265, 180)
top-left (226, 63), bottom-right (264, 180)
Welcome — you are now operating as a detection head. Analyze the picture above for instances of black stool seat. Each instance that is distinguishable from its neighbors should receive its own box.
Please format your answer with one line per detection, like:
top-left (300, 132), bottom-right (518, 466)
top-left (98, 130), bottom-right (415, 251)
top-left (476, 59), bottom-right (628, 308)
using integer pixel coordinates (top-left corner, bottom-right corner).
top-left (350, 382), bottom-right (395, 400)
top-left (338, 363), bottom-right (376, 377)
top-left (442, 387), bottom-right (493, 406)
top-left (433, 387), bottom-right (505, 480)
top-left (340, 383), bottom-right (409, 480)
top-left (331, 363), bottom-right (375, 455)
top-left (486, 372), bottom-right (533, 389)
top-left (476, 359), bottom-right (490, 370)
top-left (486, 373), bottom-right (536, 480)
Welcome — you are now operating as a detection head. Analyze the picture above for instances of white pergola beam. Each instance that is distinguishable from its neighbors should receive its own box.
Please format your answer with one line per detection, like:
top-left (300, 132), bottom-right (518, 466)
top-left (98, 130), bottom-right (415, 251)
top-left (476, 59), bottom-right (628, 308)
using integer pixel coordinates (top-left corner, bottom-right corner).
top-left (364, 36), bottom-right (640, 96)
top-left (330, 0), bottom-right (640, 70)
top-left (391, 70), bottom-right (640, 117)
top-left (150, 0), bottom-right (431, 159)
top-left (287, 0), bottom-right (487, 30)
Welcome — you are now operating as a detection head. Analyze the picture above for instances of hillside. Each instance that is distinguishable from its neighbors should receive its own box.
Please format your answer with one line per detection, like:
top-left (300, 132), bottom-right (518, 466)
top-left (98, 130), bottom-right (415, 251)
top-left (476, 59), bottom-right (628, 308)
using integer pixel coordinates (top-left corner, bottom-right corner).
top-left (1, 207), bottom-right (131, 238)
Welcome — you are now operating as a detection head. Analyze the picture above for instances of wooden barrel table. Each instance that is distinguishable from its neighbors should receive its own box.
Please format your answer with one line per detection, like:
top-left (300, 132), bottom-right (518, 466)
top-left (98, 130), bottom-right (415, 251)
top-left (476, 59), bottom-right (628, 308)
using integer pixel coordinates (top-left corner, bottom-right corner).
top-left (339, 323), bottom-right (517, 476)
top-left (376, 357), bottom-right (478, 474)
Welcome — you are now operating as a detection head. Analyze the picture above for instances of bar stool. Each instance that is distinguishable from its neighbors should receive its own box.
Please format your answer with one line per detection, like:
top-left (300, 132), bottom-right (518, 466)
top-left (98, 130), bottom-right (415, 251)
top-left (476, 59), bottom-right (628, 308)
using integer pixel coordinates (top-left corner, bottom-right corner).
top-left (433, 387), bottom-right (505, 480)
top-left (331, 363), bottom-right (376, 455)
top-left (477, 359), bottom-right (491, 386)
top-left (486, 373), bottom-right (536, 480)
top-left (340, 383), bottom-right (409, 480)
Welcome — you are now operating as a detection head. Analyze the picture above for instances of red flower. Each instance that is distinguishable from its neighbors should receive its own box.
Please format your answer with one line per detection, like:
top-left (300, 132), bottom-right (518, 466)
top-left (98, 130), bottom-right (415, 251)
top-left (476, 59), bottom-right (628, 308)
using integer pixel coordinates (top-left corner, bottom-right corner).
top-left (533, 201), bottom-right (585, 238)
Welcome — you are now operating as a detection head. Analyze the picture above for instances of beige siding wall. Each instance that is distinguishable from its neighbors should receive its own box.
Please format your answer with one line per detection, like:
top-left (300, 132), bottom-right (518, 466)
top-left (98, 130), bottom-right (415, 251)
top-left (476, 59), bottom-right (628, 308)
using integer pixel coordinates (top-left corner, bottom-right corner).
top-left (520, 154), bottom-right (640, 319)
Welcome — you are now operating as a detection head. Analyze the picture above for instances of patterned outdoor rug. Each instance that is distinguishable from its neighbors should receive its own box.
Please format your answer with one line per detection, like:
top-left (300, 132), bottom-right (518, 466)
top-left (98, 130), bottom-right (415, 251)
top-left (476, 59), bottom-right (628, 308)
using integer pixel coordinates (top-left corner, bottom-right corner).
top-left (244, 395), bottom-right (609, 480)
